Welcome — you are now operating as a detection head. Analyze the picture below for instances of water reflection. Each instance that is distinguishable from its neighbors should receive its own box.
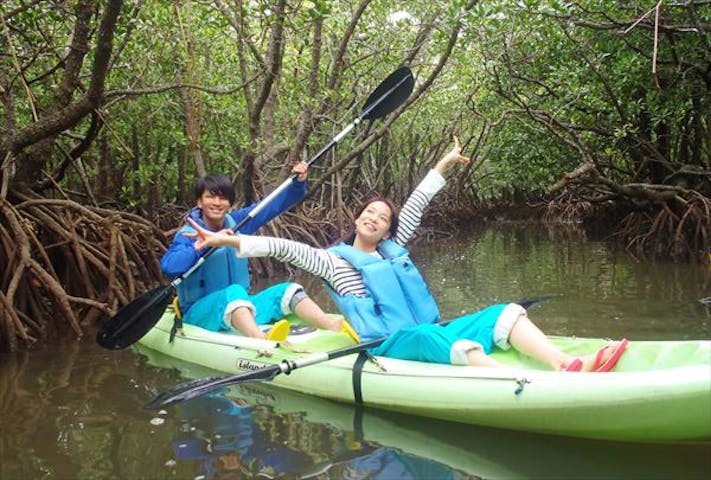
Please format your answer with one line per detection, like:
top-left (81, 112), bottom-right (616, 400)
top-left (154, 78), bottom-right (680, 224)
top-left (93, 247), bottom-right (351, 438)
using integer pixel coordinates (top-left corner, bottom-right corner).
top-left (171, 393), bottom-right (314, 478)
top-left (0, 340), bottom-right (191, 479)
top-left (170, 391), bottom-right (478, 480)
top-left (412, 224), bottom-right (711, 340)
top-left (300, 447), bottom-right (475, 480)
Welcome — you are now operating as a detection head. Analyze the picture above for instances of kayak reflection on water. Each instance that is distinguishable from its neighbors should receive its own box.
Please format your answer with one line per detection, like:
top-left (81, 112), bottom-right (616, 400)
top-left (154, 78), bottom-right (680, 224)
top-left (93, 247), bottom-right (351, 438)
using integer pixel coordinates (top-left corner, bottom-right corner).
top-left (170, 391), bottom-right (480, 479)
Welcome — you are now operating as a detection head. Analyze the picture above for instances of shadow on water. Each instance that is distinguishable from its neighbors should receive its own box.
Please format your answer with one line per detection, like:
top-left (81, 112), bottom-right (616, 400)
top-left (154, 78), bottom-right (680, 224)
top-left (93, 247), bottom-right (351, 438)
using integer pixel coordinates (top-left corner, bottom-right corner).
top-left (1, 224), bottom-right (710, 479)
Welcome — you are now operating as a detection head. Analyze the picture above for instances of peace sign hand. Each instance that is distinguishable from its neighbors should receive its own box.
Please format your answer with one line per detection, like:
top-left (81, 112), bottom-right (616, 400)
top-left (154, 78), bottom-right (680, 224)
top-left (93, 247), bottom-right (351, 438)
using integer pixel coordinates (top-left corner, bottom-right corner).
top-left (435, 135), bottom-right (471, 175)
top-left (183, 217), bottom-right (239, 250)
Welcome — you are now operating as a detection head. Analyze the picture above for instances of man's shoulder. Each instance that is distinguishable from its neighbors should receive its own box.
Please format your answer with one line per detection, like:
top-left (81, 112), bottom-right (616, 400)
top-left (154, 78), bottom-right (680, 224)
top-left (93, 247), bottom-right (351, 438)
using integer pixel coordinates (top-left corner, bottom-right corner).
top-left (176, 223), bottom-right (196, 234)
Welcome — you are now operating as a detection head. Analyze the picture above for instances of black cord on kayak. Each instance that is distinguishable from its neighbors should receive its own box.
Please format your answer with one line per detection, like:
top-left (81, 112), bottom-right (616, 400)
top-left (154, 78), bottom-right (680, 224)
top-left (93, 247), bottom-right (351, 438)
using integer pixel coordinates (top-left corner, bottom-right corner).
top-left (352, 351), bottom-right (369, 406)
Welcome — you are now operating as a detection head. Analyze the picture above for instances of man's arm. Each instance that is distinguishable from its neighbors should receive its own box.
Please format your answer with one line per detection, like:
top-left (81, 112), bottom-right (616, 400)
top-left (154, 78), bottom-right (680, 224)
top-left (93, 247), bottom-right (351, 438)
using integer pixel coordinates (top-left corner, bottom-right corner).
top-left (160, 226), bottom-right (205, 277)
top-left (229, 178), bottom-right (307, 234)
top-left (230, 161), bottom-right (309, 234)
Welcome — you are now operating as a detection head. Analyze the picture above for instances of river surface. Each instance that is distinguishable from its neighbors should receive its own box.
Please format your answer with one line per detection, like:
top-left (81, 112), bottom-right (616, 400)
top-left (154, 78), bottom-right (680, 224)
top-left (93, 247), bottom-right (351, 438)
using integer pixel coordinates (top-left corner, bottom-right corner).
top-left (1, 224), bottom-right (710, 479)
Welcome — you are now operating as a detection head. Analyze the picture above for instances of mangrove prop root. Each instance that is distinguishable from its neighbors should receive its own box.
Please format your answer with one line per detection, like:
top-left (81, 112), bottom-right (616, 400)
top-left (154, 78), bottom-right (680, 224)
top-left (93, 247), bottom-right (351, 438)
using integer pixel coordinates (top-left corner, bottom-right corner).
top-left (0, 195), bottom-right (166, 352)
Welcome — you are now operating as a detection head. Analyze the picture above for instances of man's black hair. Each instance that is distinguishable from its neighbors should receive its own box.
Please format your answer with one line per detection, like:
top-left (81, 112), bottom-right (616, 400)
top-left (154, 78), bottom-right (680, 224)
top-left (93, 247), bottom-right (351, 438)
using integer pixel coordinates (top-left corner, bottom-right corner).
top-left (194, 175), bottom-right (236, 205)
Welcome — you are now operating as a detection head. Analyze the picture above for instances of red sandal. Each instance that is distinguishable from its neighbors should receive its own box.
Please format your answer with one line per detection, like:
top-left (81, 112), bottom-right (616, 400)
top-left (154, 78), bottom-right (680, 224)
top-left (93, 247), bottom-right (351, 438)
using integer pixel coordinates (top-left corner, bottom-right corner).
top-left (593, 339), bottom-right (629, 372)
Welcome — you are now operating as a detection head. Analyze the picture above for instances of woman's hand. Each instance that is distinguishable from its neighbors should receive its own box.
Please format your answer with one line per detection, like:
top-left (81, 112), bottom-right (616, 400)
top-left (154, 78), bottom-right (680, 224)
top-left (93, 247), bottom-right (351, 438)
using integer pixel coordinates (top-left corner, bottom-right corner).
top-left (434, 135), bottom-right (470, 175)
top-left (292, 161), bottom-right (309, 182)
top-left (183, 217), bottom-right (240, 250)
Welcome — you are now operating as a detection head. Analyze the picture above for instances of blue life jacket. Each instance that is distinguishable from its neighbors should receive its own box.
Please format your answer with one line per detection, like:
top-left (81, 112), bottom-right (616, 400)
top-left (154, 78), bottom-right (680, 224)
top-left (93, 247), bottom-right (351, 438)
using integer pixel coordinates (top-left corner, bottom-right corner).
top-left (176, 213), bottom-right (250, 313)
top-left (326, 240), bottom-right (440, 341)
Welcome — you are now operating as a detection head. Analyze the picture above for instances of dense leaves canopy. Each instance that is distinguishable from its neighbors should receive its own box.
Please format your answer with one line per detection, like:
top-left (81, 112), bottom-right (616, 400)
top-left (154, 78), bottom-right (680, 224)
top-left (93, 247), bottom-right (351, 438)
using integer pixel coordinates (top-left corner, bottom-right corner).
top-left (1, 1), bottom-right (708, 206)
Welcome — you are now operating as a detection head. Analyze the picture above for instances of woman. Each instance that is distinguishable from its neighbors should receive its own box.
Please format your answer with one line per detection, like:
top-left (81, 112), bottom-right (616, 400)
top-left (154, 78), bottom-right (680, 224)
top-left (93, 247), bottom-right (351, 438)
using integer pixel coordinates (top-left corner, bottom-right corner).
top-left (186, 137), bottom-right (627, 371)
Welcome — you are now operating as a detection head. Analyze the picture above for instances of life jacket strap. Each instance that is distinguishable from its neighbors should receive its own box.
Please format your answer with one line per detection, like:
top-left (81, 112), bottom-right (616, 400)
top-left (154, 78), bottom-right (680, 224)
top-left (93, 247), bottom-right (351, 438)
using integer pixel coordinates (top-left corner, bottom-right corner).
top-left (169, 296), bottom-right (184, 343)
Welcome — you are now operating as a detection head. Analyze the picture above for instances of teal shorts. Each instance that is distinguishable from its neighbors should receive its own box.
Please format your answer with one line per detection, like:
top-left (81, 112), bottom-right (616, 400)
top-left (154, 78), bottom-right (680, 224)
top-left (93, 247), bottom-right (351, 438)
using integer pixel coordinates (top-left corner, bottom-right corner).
top-left (371, 304), bottom-right (507, 364)
top-left (182, 282), bottom-right (302, 332)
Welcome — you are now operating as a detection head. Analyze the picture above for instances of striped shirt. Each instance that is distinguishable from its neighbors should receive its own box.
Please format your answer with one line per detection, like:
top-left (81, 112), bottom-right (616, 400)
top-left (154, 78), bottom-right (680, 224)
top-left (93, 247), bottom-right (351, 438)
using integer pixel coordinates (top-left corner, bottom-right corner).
top-left (239, 169), bottom-right (446, 296)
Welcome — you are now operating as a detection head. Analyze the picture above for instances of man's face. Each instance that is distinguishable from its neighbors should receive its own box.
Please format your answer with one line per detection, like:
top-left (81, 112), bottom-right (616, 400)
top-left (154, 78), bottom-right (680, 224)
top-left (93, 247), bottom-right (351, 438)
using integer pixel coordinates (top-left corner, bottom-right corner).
top-left (197, 191), bottom-right (230, 230)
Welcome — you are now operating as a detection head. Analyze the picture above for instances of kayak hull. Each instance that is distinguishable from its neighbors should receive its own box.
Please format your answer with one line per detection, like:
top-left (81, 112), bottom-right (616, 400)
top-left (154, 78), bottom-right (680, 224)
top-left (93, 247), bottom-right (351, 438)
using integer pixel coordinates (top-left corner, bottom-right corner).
top-left (137, 311), bottom-right (711, 442)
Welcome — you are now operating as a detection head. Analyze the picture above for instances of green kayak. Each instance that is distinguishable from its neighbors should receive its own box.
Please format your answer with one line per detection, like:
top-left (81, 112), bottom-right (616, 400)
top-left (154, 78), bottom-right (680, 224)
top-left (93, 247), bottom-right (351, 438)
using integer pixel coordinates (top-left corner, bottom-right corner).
top-left (137, 309), bottom-right (711, 443)
top-left (137, 346), bottom-right (710, 478)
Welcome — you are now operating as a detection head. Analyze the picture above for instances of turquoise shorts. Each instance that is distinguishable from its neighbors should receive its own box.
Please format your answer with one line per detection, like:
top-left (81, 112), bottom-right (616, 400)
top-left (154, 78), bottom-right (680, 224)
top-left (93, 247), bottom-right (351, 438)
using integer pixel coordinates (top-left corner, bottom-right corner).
top-left (370, 304), bottom-right (507, 364)
top-left (182, 282), bottom-right (302, 332)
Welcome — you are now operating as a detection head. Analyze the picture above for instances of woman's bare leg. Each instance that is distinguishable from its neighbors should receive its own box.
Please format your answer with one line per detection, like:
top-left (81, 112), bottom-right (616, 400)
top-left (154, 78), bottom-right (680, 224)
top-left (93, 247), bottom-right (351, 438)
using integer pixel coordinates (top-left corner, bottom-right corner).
top-left (508, 315), bottom-right (573, 370)
top-left (466, 348), bottom-right (505, 367)
top-left (509, 314), bottom-right (623, 371)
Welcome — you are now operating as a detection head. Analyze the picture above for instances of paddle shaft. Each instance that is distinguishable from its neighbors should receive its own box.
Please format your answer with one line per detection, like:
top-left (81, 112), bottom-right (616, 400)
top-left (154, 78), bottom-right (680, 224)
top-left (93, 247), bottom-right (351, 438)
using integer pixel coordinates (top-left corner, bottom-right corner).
top-left (281, 337), bottom-right (386, 372)
top-left (145, 337), bottom-right (389, 409)
top-left (172, 71), bottom-right (414, 289)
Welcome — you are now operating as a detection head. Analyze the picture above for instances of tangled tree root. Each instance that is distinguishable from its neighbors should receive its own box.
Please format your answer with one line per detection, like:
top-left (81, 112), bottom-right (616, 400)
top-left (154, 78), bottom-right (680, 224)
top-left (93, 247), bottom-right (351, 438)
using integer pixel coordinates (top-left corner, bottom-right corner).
top-left (615, 195), bottom-right (711, 262)
top-left (546, 163), bottom-right (711, 264)
top-left (542, 200), bottom-right (599, 224)
top-left (0, 192), bottom-right (167, 352)
top-left (542, 192), bottom-right (710, 264)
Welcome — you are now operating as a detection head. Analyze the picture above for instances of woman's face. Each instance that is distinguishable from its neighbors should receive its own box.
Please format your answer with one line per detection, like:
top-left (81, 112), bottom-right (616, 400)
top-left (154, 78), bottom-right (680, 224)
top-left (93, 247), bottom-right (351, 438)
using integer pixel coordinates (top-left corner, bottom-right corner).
top-left (354, 201), bottom-right (393, 244)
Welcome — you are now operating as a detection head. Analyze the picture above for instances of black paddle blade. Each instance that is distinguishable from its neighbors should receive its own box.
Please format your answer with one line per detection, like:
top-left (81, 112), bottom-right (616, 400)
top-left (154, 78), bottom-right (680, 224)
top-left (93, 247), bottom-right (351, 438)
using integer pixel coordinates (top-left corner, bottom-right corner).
top-left (145, 365), bottom-right (283, 410)
top-left (361, 66), bottom-right (414, 120)
top-left (517, 295), bottom-right (557, 310)
top-left (96, 285), bottom-right (175, 349)
top-left (144, 376), bottom-right (225, 410)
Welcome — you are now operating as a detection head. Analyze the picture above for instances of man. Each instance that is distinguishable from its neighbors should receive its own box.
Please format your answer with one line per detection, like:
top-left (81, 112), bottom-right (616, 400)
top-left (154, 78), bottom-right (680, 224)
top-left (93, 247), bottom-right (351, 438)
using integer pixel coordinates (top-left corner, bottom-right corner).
top-left (161, 162), bottom-right (357, 341)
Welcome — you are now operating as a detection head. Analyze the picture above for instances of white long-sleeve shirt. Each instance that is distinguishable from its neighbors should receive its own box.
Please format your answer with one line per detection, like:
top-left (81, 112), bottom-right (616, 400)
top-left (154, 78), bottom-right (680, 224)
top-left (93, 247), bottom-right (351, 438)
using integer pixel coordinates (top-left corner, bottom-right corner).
top-left (238, 169), bottom-right (446, 296)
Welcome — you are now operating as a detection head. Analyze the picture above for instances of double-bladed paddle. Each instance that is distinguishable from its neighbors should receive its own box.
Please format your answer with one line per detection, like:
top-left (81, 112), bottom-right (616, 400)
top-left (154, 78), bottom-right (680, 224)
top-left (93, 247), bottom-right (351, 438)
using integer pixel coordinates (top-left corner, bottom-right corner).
top-left (145, 298), bottom-right (547, 410)
top-left (96, 66), bottom-right (415, 350)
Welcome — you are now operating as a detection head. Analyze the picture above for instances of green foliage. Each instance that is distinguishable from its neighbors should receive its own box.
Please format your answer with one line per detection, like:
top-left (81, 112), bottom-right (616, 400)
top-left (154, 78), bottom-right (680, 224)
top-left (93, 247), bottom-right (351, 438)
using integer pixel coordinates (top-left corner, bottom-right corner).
top-left (453, 0), bottom-right (709, 195)
top-left (1, 0), bottom-right (707, 209)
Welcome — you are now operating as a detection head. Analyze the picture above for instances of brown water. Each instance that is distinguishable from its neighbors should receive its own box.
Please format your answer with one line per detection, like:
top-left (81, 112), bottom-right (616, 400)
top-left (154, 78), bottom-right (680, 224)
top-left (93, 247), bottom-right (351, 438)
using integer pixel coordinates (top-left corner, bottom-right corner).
top-left (1, 224), bottom-right (710, 479)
